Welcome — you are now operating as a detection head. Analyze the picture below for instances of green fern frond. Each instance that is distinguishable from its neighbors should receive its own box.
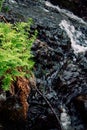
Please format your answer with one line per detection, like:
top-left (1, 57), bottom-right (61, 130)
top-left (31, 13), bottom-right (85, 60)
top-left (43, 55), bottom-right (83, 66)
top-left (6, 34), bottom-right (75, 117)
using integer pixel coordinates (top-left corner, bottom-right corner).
top-left (0, 20), bottom-right (37, 90)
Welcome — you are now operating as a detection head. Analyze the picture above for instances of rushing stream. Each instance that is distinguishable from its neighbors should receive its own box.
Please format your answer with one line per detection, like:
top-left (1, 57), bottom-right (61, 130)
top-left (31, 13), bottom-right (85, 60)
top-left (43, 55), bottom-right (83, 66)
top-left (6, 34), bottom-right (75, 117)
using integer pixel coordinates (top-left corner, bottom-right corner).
top-left (45, 1), bottom-right (87, 25)
top-left (60, 20), bottom-right (87, 54)
top-left (45, 1), bottom-right (87, 54)
top-left (1, 0), bottom-right (87, 130)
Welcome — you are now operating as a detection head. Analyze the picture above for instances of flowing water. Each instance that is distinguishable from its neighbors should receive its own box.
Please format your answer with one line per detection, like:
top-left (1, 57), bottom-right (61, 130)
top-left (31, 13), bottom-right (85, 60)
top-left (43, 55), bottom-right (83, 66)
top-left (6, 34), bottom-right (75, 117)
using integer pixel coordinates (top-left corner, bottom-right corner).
top-left (45, 1), bottom-right (87, 25)
top-left (45, 1), bottom-right (87, 54)
top-left (59, 20), bottom-right (87, 54)
top-left (45, 1), bottom-right (87, 130)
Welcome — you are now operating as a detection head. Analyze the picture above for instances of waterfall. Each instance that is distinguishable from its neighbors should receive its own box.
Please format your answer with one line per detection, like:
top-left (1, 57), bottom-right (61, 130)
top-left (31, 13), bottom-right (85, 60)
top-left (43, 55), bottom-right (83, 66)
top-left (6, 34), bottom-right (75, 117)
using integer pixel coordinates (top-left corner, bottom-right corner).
top-left (59, 20), bottom-right (87, 53)
top-left (45, 1), bottom-right (87, 54)
top-left (60, 105), bottom-right (74, 130)
top-left (45, 1), bottom-right (87, 26)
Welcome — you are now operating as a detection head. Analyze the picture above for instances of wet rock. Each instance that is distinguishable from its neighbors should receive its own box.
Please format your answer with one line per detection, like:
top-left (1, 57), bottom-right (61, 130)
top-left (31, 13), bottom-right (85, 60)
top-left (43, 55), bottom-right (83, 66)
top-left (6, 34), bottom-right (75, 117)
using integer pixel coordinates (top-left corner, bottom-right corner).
top-left (73, 95), bottom-right (87, 125)
top-left (0, 92), bottom-right (6, 102)
top-left (78, 56), bottom-right (87, 72)
top-left (0, 124), bottom-right (3, 130)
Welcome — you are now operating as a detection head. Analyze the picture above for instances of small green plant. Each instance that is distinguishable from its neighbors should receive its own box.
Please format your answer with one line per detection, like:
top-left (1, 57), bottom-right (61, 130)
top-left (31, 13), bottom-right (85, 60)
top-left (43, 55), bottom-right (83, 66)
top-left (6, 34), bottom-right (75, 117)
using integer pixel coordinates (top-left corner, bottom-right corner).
top-left (3, 5), bottom-right (10, 13)
top-left (0, 0), bottom-right (4, 11)
top-left (0, 20), bottom-right (37, 90)
top-left (0, 0), bottom-right (10, 13)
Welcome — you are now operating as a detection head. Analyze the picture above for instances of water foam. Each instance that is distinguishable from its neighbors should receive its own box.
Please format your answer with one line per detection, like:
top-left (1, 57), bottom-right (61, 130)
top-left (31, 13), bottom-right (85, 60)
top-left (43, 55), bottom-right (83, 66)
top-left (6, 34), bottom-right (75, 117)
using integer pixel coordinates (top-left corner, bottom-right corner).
top-left (59, 20), bottom-right (87, 53)
top-left (45, 1), bottom-right (87, 26)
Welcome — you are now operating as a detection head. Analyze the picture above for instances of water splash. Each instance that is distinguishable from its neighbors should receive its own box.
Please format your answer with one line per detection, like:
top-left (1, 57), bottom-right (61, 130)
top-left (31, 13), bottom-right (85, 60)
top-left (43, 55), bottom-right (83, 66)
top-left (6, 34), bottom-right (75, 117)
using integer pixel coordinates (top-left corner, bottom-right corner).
top-left (8, 0), bottom-right (17, 4)
top-left (60, 106), bottom-right (74, 130)
top-left (59, 20), bottom-right (87, 53)
top-left (45, 1), bottom-right (87, 26)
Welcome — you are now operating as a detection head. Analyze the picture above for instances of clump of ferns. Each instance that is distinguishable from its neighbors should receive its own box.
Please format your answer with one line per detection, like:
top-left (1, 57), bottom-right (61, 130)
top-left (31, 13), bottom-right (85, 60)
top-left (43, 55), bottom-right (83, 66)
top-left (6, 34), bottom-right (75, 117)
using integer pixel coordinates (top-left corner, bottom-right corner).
top-left (0, 19), bottom-right (37, 90)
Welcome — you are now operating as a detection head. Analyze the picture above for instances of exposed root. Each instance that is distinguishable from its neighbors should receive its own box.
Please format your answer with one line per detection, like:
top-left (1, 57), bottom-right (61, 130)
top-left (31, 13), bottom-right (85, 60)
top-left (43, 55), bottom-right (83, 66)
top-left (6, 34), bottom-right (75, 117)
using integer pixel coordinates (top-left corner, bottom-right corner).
top-left (0, 76), bottom-right (31, 121)
top-left (0, 15), bottom-right (8, 23)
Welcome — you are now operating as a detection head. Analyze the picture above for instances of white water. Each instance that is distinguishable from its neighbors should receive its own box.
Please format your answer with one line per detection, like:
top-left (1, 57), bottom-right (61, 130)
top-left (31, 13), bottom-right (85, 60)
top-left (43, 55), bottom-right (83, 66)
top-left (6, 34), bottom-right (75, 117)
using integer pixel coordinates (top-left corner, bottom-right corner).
top-left (45, 1), bottom-right (87, 26)
top-left (45, 1), bottom-right (87, 129)
top-left (59, 20), bottom-right (87, 53)
top-left (60, 106), bottom-right (74, 130)
top-left (9, 0), bottom-right (17, 4)
top-left (45, 1), bottom-right (87, 54)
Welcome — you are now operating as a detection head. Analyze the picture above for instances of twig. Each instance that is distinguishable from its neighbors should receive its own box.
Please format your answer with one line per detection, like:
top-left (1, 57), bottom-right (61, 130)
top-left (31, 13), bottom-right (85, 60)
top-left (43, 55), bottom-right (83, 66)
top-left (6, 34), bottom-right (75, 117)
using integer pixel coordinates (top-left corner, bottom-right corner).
top-left (34, 87), bottom-right (64, 130)
top-left (30, 73), bottom-right (64, 130)
top-left (0, 15), bottom-right (8, 23)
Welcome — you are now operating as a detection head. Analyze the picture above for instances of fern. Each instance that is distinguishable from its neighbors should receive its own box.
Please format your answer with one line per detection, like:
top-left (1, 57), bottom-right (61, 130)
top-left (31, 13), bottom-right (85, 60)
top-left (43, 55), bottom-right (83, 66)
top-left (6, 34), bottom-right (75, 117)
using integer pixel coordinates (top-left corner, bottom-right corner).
top-left (0, 20), bottom-right (37, 90)
top-left (0, 0), bottom-right (4, 11)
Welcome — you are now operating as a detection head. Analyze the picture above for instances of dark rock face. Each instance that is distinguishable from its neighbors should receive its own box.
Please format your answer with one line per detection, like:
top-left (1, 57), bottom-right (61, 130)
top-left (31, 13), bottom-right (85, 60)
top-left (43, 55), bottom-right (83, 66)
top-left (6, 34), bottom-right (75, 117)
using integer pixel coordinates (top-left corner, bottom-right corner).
top-left (73, 95), bottom-right (87, 126)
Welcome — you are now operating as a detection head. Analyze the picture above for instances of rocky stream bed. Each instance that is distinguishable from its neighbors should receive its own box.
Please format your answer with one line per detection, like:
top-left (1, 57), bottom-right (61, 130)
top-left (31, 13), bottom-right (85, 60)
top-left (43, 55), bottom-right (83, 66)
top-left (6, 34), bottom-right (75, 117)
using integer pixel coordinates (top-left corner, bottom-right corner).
top-left (0, 0), bottom-right (87, 130)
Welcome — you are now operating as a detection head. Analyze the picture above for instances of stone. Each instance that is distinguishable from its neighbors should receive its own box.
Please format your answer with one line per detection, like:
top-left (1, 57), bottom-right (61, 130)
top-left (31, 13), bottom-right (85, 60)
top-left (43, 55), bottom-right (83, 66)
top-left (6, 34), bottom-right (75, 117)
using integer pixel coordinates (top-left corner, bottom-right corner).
top-left (73, 94), bottom-right (87, 125)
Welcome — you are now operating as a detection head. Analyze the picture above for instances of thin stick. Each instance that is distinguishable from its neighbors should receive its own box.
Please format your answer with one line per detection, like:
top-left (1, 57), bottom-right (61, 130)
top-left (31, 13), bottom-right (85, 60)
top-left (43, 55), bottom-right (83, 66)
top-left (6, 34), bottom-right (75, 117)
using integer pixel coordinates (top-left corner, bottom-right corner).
top-left (30, 74), bottom-right (64, 130)
top-left (0, 15), bottom-right (8, 23)
top-left (35, 87), bottom-right (64, 130)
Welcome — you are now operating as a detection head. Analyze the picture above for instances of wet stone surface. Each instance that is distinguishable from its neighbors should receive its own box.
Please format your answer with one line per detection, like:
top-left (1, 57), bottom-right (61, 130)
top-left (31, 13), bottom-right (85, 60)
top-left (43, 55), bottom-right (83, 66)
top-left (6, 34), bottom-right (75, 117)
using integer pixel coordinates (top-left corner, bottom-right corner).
top-left (0, 0), bottom-right (87, 130)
